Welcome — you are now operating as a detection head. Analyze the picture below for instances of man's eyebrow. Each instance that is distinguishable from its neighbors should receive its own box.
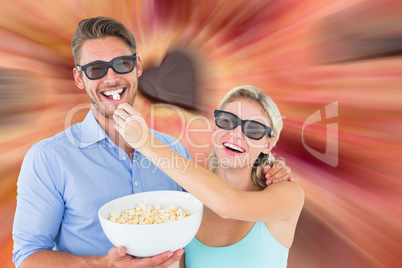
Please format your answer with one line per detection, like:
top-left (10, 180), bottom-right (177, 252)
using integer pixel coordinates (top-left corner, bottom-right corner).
top-left (82, 55), bottom-right (133, 65)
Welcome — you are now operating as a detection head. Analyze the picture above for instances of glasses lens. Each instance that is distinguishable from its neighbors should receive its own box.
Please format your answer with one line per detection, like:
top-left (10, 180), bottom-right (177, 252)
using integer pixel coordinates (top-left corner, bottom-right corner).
top-left (113, 57), bottom-right (135, 73)
top-left (216, 112), bottom-right (237, 130)
top-left (243, 121), bottom-right (267, 140)
top-left (86, 63), bottom-right (107, 79)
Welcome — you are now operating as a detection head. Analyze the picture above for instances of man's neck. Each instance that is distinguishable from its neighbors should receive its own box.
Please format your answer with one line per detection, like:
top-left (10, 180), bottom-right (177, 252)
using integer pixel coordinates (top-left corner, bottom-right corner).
top-left (93, 110), bottom-right (134, 159)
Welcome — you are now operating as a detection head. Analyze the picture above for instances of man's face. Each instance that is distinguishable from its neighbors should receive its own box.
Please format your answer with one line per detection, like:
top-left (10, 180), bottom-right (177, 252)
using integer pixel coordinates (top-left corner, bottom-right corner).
top-left (73, 36), bottom-right (142, 119)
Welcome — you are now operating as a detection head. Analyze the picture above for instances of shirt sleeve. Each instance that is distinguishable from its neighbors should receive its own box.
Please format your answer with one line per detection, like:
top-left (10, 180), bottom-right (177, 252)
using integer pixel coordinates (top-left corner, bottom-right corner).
top-left (177, 142), bottom-right (192, 161)
top-left (169, 138), bottom-right (192, 192)
top-left (12, 144), bottom-right (64, 267)
top-left (150, 129), bottom-right (192, 161)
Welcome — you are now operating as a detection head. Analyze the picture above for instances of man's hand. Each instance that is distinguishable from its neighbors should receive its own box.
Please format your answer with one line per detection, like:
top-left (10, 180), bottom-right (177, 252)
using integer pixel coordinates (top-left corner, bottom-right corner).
top-left (263, 159), bottom-right (297, 186)
top-left (108, 246), bottom-right (184, 268)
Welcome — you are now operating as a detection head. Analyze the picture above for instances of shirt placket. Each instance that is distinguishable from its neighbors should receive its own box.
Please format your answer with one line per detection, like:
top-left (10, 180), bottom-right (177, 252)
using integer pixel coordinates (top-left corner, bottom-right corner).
top-left (131, 150), bottom-right (142, 193)
top-left (106, 138), bottom-right (134, 190)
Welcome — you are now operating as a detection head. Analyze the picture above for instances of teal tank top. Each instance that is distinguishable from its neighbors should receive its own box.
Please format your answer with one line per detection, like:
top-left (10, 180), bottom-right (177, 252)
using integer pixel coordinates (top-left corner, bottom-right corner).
top-left (184, 222), bottom-right (289, 268)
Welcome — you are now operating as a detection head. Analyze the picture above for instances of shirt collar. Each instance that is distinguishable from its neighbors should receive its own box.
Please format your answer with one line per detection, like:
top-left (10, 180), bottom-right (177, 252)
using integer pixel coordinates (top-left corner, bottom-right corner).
top-left (80, 109), bottom-right (109, 148)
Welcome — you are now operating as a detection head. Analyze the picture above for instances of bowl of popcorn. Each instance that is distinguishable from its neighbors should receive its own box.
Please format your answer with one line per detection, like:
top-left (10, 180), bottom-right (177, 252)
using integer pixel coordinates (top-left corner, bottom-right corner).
top-left (98, 190), bottom-right (203, 257)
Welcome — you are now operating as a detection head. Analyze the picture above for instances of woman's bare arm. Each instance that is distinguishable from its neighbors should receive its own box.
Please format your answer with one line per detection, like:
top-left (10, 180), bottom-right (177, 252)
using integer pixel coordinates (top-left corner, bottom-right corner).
top-left (114, 104), bottom-right (304, 223)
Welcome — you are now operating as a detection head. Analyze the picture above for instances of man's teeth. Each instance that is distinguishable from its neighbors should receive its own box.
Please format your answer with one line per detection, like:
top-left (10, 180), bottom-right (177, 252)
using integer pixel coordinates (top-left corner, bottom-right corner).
top-left (103, 88), bottom-right (123, 96)
top-left (103, 88), bottom-right (123, 100)
top-left (223, 143), bottom-right (245, 153)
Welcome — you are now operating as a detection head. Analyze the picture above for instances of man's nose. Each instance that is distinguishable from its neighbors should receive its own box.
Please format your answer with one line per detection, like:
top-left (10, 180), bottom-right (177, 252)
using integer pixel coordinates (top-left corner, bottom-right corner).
top-left (103, 66), bottom-right (120, 83)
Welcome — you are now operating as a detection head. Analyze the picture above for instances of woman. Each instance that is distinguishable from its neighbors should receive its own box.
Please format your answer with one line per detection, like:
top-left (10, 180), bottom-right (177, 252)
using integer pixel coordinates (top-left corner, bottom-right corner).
top-left (113, 85), bottom-right (304, 267)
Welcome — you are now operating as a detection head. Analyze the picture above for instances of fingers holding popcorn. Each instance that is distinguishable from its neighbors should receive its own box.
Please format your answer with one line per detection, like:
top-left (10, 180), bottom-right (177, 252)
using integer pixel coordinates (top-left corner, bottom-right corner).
top-left (113, 103), bottom-right (151, 149)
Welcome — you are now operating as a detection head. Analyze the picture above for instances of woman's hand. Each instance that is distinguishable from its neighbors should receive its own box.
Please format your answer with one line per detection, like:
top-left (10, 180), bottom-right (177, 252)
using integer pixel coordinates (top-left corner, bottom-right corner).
top-left (113, 103), bottom-right (150, 149)
top-left (263, 159), bottom-right (298, 186)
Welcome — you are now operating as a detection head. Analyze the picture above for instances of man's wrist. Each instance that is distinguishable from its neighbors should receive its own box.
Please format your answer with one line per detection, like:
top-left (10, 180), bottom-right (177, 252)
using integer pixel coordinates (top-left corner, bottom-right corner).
top-left (81, 254), bottom-right (112, 268)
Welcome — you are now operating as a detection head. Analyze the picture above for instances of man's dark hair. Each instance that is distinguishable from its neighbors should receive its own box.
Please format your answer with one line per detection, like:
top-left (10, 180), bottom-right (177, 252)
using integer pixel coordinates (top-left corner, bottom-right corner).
top-left (71, 16), bottom-right (136, 65)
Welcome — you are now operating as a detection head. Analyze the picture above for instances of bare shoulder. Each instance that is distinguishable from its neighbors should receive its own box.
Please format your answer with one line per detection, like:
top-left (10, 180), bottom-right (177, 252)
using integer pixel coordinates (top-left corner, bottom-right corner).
top-left (264, 181), bottom-right (304, 201)
top-left (262, 182), bottom-right (305, 248)
top-left (262, 181), bottom-right (305, 218)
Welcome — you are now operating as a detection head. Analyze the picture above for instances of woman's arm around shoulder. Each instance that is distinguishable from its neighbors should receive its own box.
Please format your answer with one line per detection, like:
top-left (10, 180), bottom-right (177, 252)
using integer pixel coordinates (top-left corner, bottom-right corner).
top-left (223, 181), bottom-right (304, 223)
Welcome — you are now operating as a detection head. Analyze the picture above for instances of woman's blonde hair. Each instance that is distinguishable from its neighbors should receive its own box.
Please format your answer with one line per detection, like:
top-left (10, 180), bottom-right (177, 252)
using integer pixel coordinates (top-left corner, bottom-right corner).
top-left (208, 85), bottom-right (283, 188)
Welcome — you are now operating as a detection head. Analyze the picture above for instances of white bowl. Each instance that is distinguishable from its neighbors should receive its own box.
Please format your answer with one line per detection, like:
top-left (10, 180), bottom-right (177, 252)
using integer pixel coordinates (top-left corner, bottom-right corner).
top-left (98, 190), bottom-right (203, 257)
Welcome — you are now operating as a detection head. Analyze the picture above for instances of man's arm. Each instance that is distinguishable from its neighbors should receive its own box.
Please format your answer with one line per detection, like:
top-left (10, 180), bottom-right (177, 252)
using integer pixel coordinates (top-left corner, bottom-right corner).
top-left (13, 145), bottom-right (183, 268)
top-left (264, 159), bottom-right (297, 186)
top-left (21, 248), bottom-right (183, 268)
top-left (20, 250), bottom-right (107, 268)
top-left (13, 145), bottom-right (65, 267)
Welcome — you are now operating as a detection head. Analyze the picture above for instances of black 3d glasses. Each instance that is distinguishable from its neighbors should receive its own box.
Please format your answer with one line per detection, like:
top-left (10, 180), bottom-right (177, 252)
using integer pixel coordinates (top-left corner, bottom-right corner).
top-left (213, 110), bottom-right (274, 140)
top-left (76, 54), bottom-right (138, 80)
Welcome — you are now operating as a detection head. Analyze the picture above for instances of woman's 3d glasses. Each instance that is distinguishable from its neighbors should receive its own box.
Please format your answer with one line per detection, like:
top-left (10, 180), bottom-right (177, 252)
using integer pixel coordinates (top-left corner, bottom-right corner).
top-left (213, 110), bottom-right (274, 140)
top-left (76, 54), bottom-right (138, 80)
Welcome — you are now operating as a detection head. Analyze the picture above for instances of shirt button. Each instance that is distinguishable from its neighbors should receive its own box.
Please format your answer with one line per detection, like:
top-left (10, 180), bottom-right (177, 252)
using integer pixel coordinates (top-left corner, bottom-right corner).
top-left (134, 181), bottom-right (138, 186)
top-left (122, 156), bottom-right (127, 160)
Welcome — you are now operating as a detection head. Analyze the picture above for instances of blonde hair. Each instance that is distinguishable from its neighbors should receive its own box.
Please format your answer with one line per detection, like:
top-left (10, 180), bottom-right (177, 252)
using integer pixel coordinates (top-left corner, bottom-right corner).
top-left (71, 17), bottom-right (136, 66)
top-left (208, 85), bottom-right (283, 188)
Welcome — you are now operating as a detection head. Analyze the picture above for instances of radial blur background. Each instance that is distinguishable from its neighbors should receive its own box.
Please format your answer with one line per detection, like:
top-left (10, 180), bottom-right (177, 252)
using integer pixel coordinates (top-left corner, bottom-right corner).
top-left (1, 0), bottom-right (401, 267)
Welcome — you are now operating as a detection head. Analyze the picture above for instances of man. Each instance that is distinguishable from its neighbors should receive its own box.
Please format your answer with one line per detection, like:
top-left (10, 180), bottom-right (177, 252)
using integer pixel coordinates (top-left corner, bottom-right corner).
top-left (12, 17), bottom-right (293, 268)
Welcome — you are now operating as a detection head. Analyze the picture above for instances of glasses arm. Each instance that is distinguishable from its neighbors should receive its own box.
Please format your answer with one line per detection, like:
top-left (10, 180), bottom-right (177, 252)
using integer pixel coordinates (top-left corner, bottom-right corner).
top-left (268, 128), bottom-right (275, 138)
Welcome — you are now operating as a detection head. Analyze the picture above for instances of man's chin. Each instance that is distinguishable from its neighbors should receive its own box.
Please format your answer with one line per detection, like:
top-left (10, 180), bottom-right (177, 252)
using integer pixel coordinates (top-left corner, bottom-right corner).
top-left (91, 96), bottom-right (135, 118)
top-left (90, 105), bottom-right (114, 120)
top-left (106, 102), bottom-right (118, 113)
top-left (103, 113), bottom-right (115, 119)
top-left (102, 108), bottom-right (116, 119)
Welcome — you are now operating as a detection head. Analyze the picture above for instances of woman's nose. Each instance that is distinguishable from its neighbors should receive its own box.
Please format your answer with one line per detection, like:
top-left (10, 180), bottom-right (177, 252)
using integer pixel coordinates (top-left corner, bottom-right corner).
top-left (229, 124), bottom-right (244, 139)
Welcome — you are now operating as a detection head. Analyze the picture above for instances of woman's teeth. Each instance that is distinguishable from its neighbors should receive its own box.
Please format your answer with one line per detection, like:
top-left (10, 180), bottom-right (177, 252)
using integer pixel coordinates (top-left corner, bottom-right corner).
top-left (223, 143), bottom-right (245, 153)
top-left (103, 88), bottom-right (124, 100)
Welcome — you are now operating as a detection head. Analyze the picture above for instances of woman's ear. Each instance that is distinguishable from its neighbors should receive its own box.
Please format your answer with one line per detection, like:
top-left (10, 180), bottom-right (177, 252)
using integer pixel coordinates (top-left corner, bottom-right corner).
top-left (73, 68), bottom-right (85, 89)
top-left (262, 137), bottom-right (276, 155)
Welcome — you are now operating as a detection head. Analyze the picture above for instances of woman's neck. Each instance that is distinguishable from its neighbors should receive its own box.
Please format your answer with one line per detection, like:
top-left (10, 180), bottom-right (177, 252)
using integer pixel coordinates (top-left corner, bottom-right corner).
top-left (216, 167), bottom-right (261, 191)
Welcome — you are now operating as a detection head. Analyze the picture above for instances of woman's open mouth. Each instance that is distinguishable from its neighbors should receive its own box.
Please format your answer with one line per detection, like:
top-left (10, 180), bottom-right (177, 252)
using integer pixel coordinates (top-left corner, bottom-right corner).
top-left (223, 142), bottom-right (246, 156)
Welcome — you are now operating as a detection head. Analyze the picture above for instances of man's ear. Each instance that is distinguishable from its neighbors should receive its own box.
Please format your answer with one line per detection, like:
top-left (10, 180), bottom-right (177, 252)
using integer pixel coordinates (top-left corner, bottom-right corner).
top-left (136, 56), bottom-right (143, 77)
top-left (262, 137), bottom-right (276, 155)
top-left (73, 67), bottom-right (85, 89)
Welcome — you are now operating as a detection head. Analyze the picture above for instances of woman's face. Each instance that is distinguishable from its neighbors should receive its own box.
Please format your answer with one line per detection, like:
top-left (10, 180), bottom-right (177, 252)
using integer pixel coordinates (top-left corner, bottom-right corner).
top-left (213, 98), bottom-right (275, 170)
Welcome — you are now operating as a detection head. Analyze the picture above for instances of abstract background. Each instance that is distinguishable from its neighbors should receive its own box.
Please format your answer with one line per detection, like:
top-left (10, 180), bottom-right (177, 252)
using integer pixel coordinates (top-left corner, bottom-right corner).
top-left (1, 0), bottom-right (401, 267)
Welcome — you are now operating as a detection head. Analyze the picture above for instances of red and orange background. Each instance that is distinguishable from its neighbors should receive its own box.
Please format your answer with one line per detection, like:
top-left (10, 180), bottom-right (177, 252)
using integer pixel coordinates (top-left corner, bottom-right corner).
top-left (1, 0), bottom-right (401, 267)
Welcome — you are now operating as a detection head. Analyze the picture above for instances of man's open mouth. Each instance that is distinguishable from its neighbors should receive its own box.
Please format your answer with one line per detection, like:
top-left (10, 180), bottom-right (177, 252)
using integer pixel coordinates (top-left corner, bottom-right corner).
top-left (223, 142), bottom-right (246, 153)
top-left (101, 88), bottom-right (127, 101)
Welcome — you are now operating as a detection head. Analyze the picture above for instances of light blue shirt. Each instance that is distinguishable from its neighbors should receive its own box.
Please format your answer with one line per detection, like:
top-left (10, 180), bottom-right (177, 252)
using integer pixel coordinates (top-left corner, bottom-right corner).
top-left (184, 222), bottom-right (289, 268)
top-left (12, 110), bottom-right (190, 267)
